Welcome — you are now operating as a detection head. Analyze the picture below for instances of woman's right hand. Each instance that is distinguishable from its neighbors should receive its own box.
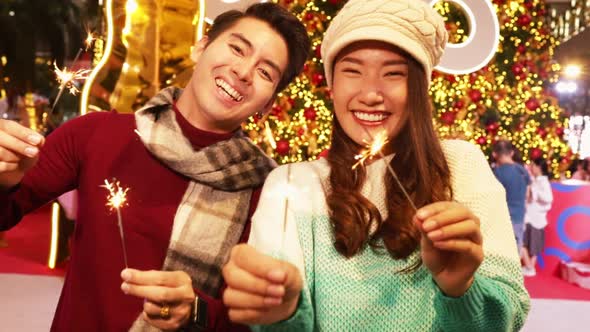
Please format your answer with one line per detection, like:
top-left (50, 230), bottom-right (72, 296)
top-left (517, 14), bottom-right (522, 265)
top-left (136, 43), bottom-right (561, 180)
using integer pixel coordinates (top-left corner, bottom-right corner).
top-left (0, 119), bottom-right (45, 190)
top-left (222, 244), bottom-right (302, 325)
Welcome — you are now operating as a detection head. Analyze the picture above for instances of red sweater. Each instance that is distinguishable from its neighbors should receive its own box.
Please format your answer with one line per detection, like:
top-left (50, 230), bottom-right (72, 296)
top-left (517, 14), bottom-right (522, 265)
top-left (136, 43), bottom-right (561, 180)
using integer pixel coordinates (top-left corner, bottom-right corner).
top-left (0, 107), bottom-right (256, 332)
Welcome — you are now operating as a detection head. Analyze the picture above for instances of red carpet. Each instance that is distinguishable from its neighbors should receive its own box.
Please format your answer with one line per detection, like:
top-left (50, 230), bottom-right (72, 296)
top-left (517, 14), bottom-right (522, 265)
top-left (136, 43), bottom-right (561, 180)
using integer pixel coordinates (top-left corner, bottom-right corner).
top-left (525, 273), bottom-right (590, 301)
top-left (0, 205), bottom-right (66, 276)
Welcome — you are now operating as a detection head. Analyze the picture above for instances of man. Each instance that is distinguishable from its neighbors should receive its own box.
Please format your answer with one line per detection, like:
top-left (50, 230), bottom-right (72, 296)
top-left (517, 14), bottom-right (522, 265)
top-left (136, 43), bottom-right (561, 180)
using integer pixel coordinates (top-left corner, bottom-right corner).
top-left (492, 140), bottom-right (531, 255)
top-left (0, 3), bottom-right (310, 331)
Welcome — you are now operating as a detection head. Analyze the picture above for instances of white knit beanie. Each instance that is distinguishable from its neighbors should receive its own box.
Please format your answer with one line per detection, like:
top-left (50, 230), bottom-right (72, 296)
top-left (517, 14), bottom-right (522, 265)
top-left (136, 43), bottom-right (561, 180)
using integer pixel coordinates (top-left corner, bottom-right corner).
top-left (321, 0), bottom-right (448, 87)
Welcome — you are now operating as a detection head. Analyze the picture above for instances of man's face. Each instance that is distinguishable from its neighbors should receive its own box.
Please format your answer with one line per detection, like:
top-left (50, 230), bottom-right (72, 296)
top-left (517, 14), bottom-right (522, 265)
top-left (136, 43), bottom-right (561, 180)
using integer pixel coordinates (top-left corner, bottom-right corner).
top-left (188, 17), bottom-right (289, 133)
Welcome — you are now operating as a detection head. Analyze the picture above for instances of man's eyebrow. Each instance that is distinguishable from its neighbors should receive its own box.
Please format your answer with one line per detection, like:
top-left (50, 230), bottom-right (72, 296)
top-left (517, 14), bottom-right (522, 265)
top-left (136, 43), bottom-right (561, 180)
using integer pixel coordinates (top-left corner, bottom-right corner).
top-left (230, 33), bottom-right (283, 77)
top-left (230, 33), bottom-right (253, 49)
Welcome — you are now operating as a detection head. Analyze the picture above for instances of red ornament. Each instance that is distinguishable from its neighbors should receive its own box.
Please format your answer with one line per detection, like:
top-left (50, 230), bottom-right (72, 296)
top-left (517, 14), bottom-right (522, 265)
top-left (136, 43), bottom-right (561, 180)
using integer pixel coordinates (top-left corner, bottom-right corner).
top-left (517, 14), bottom-right (532, 27)
top-left (468, 89), bottom-right (482, 103)
top-left (446, 74), bottom-right (457, 84)
top-left (287, 98), bottom-right (295, 106)
top-left (537, 127), bottom-right (548, 138)
top-left (486, 122), bottom-right (499, 134)
top-left (524, 0), bottom-right (534, 9)
top-left (512, 63), bottom-right (525, 76)
top-left (525, 98), bottom-right (540, 111)
top-left (314, 44), bottom-right (322, 58)
top-left (431, 71), bottom-right (440, 80)
top-left (530, 148), bottom-right (542, 160)
top-left (271, 105), bottom-right (283, 117)
top-left (297, 128), bottom-right (305, 136)
top-left (517, 44), bottom-right (527, 54)
top-left (304, 107), bottom-right (317, 121)
top-left (318, 149), bottom-right (330, 159)
top-left (476, 136), bottom-right (487, 145)
top-left (440, 111), bottom-right (457, 125)
top-left (304, 12), bottom-right (314, 21)
top-left (453, 100), bottom-right (465, 109)
top-left (276, 140), bottom-right (290, 156)
top-left (556, 127), bottom-right (565, 137)
top-left (328, 0), bottom-right (341, 5)
top-left (312, 73), bottom-right (325, 86)
top-left (538, 8), bottom-right (547, 16)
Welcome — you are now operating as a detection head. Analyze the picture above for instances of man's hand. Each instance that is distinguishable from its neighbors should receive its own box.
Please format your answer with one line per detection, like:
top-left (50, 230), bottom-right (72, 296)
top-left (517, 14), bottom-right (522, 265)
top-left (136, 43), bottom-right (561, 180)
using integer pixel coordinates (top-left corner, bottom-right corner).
top-left (222, 244), bottom-right (302, 325)
top-left (415, 201), bottom-right (484, 297)
top-left (0, 119), bottom-right (45, 190)
top-left (121, 269), bottom-right (195, 331)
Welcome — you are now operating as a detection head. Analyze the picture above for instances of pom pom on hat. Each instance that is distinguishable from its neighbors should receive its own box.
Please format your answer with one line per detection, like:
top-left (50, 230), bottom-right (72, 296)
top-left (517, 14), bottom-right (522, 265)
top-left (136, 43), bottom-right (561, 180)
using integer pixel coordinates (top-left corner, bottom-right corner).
top-left (321, 0), bottom-right (448, 87)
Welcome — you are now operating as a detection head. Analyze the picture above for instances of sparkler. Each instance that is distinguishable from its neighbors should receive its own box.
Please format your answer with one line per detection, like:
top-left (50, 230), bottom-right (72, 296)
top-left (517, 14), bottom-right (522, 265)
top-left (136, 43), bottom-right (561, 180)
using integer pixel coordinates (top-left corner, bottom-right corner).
top-left (280, 164), bottom-right (292, 254)
top-left (84, 31), bottom-right (96, 51)
top-left (49, 31), bottom-right (95, 115)
top-left (101, 179), bottom-right (130, 267)
top-left (50, 61), bottom-right (91, 115)
top-left (354, 127), bottom-right (418, 212)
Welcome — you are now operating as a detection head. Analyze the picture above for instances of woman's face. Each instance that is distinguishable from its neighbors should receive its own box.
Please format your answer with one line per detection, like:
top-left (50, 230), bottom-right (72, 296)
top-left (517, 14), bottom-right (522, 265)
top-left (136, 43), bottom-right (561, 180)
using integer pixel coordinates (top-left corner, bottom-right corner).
top-left (332, 41), bottom-right (409, 148)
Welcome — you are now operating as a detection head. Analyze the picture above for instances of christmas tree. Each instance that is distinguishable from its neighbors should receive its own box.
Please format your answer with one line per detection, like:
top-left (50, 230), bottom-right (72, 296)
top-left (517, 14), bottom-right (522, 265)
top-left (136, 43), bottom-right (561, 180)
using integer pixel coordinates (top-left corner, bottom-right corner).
top-left (245, 0), bottom-right (571, 177)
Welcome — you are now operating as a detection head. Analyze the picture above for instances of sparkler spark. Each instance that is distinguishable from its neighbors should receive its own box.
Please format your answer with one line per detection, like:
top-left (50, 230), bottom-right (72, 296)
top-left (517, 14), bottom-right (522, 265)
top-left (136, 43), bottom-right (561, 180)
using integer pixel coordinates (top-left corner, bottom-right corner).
top-left (54, 62), bottom-right (92, 96)
top-left (102, 179), bottom-right (129, 210)
top-left (84, 31), bottom-right (96, 51)
top-left (355, 128), bottom-right (418, 212)
top-left (352, 131), bottom-right (389, 169)
top-left (101, 179), bottom-right (130, 267)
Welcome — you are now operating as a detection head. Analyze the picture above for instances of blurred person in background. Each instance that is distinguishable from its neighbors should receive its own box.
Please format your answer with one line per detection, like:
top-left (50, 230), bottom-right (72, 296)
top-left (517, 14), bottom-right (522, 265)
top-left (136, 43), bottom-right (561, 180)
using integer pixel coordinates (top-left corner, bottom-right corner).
top-left (492, 140), bottom-right (531, 255)
top-left (522, 158), bottom-right (553, 277)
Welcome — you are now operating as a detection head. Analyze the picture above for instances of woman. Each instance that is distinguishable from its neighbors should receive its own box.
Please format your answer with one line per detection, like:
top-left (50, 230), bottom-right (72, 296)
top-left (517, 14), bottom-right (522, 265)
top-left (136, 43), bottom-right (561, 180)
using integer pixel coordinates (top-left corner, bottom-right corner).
top-left (522, 158), bottom-right (553, 277)
top-left (222, 0), bottom-right (530, 330)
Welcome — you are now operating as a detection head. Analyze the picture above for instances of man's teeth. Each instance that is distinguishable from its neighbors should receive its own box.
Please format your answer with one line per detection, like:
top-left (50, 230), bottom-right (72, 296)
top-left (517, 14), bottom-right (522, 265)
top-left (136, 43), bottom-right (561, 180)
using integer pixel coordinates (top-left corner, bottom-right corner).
top-left (353, 112), bottom-right (388, 122)
top-left (216, 79), bottom-right (244, 102)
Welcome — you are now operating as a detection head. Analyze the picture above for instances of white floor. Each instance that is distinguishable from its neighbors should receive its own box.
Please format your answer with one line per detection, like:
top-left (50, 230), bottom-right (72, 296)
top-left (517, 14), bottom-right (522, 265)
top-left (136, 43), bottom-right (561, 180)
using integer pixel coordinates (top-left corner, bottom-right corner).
top-left (1, 273), bottom-right (590, 331)
top-left (0, 273), bottom-right (63, 331)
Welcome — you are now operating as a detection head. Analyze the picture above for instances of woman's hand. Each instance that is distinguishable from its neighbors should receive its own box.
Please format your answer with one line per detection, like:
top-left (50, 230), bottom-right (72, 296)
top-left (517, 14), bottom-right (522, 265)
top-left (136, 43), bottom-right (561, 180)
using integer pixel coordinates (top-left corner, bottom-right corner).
top-left (222, 244), bottom-right (302, 325)
top-left (415, 201), bottom-right (484, 297)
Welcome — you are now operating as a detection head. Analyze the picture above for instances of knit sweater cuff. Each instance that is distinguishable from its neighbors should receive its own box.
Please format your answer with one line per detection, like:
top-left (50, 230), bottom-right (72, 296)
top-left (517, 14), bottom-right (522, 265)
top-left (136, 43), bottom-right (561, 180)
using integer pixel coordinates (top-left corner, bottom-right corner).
top-left (251, 290), bottom-right (313, 332)
top-left (433, 276), bottom-right (486, 321)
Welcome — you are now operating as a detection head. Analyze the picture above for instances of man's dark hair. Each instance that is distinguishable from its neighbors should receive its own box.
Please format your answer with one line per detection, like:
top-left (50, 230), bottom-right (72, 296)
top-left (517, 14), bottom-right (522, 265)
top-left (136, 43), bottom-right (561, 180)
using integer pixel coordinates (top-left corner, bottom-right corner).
top-left (205, 3), bottom-right (310, 93)
top-left (492, 139), bottom-right (514, 156)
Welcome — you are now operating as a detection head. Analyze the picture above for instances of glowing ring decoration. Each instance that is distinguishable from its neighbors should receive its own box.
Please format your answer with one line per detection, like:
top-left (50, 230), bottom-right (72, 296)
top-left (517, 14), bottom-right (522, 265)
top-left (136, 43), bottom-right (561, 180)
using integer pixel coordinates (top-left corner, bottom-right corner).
top-left (429, 0), bottom-right (500, 75)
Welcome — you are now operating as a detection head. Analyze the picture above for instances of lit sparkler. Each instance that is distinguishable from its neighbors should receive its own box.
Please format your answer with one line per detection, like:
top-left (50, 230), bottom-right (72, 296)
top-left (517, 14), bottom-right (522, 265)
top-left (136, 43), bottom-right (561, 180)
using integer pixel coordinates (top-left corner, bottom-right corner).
top-left (50, 61), bottom-right (91, 114)
top-left (352, 130), bottom-right (389, 169)
top-left (354, 128), bottom-right (418, 212)
top-left (101, 179), bottom-right (130, 267)
top-left (84, 31), bottom-right (96, 51)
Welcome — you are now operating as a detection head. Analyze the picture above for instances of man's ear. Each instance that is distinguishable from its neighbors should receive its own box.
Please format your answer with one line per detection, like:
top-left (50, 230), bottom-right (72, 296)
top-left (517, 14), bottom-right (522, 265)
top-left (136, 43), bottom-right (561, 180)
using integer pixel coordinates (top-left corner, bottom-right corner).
top-left (190, 36), bottom-right (209, 63)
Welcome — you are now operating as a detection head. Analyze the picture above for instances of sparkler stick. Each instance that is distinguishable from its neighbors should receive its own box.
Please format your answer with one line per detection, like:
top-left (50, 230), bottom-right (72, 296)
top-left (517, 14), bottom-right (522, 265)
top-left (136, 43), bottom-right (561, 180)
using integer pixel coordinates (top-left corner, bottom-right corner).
top-left (356, 127), bottom-right (418, 213)
top-left (101, 179), bottom-right (130, 267)
top-left (49, 31), bottom-right (95, 115)
top-left (280, 164), bottom-right (292, 254)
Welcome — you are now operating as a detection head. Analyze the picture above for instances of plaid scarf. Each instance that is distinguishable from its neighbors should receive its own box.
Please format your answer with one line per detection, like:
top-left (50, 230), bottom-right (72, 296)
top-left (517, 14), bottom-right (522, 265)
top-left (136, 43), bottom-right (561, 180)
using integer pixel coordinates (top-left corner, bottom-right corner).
top-left (130, 87), bottom-right (276, 331)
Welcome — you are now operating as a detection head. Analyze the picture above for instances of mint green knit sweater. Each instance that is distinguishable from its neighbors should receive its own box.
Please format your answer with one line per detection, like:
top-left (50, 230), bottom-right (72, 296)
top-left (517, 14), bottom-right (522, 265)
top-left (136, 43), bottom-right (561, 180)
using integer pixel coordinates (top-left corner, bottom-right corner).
top-left (248, 140), bottom-right (530, 331)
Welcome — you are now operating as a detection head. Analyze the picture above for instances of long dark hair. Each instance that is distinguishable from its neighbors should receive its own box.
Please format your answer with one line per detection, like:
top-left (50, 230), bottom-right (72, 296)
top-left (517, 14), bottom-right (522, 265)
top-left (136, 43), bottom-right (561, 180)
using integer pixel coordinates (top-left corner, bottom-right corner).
top-left (326, 55), bottom-right (452, 269)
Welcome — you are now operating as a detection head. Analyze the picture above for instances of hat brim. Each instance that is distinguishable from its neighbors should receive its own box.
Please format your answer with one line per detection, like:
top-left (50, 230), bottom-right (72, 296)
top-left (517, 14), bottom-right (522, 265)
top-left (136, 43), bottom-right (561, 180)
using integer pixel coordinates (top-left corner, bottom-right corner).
top-left (323, 25), bottom-right (431, 88)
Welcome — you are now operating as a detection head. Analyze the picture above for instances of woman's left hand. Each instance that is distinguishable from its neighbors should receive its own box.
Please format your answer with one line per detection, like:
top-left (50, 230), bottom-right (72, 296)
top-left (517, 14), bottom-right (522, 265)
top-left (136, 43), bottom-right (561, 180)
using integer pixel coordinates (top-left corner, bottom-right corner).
top-left (415, 201), bottom-right (484, 297)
